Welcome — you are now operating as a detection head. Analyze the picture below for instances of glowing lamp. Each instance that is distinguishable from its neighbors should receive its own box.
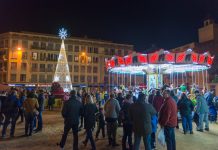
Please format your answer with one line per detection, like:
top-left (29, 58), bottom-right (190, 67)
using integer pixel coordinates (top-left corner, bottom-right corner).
top-left (198, 55), bottom-right (205, 64)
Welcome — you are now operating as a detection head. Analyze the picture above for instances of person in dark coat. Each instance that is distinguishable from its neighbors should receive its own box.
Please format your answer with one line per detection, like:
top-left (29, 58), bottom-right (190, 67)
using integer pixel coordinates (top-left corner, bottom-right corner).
top-left (177, 93), bottom-right (194, 134)
top-left (48, 92), bottom-right (55, 111)
top-left (95, 107), bottom-right (105, 140)
top-left (1, 88), bottom-right (19, 138)
top-left (58, 90), bottom-right (83, 150)
top-left (129, 92), bottom-right (156, 150)
top-left (16, 91), bottom-right (26, 122)
top-left (152, 90), bottom-right (164, 113)
top-left (159, 90), bottom-right (177, 150)
top-left (121, 94), bottom-right (134, 150)
top-left (116, 93), bottom-right (124, 126)
top-left (148, 89), bottom-right (156, 104)
top-left (82, 95), bottom-right (98, 150)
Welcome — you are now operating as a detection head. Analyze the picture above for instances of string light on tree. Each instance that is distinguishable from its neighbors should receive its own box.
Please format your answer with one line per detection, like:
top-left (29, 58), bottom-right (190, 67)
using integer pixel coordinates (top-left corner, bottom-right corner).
top-left (53, 28), bottom-right (72, 92)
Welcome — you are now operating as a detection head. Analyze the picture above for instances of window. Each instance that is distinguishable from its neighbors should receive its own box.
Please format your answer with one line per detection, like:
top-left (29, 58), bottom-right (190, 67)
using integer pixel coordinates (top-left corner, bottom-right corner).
top-left (39, 64), bottom-right (45, 72)
top-left (47, 42), bottom-right (54, 50)
top-left (41, 42), bottom-right (46, 49)
top-left (93, 76), bottom-right (98, 83)
top-left (32, 52), bottom-right (38, 60)
top-left (32, 63), bottom-right (38, 72)
top-left (11, 62), bottom-right (17, 70)
top-left (22, 40), bottom-right (28, 48)
top-left (118, 49), bottom-right (122, 56)
top-left (11, 51), bottom-right (18, 59)
top-left (68, 45), bottom-right (73, 51)
top-left (4, 40), bottom-right (8, 48)
top-left (47, 75), bottom-right (53, 83)
top-left (54, 54), bottom-right (58, 61)
top-left (12, 40), bottom-right (18, 48)
top-left (74, 56), bottom-right (79, 62)
top-left (32, 41), bottom-right (39, 49)
top-left (20, 74), bottom-right (26, 82)
top-left (88, 56), bottom-right (92, 63)
top-left (74, 65), bottom-right (79, 72)
top-left (39, 75), bottom-right (45, 83)
top-left (80, 55), bottom-right (86, 63)
top-left (68, 55), bottom-right (72, 62)
top-left (69, 65), bottom-right (72, 72)
top-left (124, 50), bottom-right (128, 56)
top-left (22, 52), bottom-right (28, 59)
top-left (93, 66), bottom-right (98, 73)
top-left (31, 74), bottom-right (37, 82)
top-left (47, 64), bottom-right (53, 72)
top-left (74, 46), bottom-right (79, 52)
top-left (74, 76), bottom-right (78, 82)
top-left (87, 66), bottom-right (92, 72)
top-left (80, 75), bottom-right (85, 82)
top-left (111, 48), bottom-right (115, 55)
top-left (105, 48), bottom-right (109, 55)
top-left (87, 76), bottom-right (92, 83)
top-left (21, 63), bottom-right (27, 71)
top-left (94, 47), bottom-right (98, 54)
top-left (11, 74), bottom-right (16, 82)
top-left (88, 47), bottom-right (93, 53)
top-left (80, 66), bottom-right (85, 72)
top-left (93, 57), bottom-right (98, 63)
top-left (0, 40), bottom-right (4, 48)
top-left (55, 43), bottom-right (61, 50)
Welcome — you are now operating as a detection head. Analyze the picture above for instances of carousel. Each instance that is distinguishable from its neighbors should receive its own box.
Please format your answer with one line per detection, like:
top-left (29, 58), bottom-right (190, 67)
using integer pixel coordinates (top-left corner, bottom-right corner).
top-left (105, 49), bottom-right (214, 91)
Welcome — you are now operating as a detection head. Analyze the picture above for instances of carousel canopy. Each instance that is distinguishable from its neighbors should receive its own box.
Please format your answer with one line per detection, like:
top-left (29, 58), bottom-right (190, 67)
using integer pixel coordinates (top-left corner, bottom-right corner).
top-left (105, 49), bottom-right (214, 74)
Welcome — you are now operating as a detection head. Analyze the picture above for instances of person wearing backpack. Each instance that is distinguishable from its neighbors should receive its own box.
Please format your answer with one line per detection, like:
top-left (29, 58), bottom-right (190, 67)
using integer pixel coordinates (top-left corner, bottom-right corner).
top-left (1, 88), bottom-right (19, 138)
top-left (23, 92), bottom-right (39, 136)
top-left (177, 93), bottom-right (194, 134)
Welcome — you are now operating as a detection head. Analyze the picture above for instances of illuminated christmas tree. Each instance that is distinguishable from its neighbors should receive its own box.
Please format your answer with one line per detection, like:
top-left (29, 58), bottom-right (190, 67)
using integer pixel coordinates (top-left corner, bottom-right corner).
top-left (53, 28), bottom-right (72, 92)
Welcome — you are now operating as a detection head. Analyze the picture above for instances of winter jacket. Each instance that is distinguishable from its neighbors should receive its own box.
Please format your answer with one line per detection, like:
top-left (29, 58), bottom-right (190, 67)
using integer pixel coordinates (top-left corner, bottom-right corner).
top-left (2, 94), bottom-right (19, 115)
top-left (104, 98), bottom-right (121, 119)
top-left (84, 103), bottom-right (98, 130)
top-left (152, 95), bottom-right (164, 112)
top-left (196, 95), bottom-right (209, 114)
top-left (151, 115), bottom-right (158, 133)
top-left (38, 93), bottom-right (45, 111)
top-left (121, 100), bottom-right (133, 124)
top-left (23, 98), bottom-right (39, 113)
top-left (177, 97), bottom-right (194, 116)
top-left (62, 95), bottom-right (83, 125)
top-left (159, 97), bottom-right (177, 128)
top-left (96, 111), bottom-right (105, 127)
top-left (129, 102), bottom-right (156, 136)
top-left (48, 95), bottom-right (55, 105)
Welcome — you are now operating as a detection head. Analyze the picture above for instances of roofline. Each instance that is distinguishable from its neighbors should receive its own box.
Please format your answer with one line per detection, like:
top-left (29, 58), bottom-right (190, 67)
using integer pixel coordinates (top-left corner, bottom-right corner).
top-left (0, 31), bottom-right (134, 48)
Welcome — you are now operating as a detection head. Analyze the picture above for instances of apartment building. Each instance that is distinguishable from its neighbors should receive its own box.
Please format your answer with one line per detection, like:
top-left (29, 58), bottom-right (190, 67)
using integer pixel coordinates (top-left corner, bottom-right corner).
top-left (0, 31), bottom-right (134, 87)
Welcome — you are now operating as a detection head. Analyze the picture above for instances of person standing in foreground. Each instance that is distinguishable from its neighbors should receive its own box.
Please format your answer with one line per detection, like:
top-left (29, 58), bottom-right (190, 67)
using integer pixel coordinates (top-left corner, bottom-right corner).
top-left (195, 90), bottom-right (209, 132)
top-left (58, 90), bottom-right (83, 150)
top-left (104, 93), bottom-right (121, 147)
top-left (129, 92), bottom-right (156, 150)
top-left (159, 90), bottom-right (177, 150)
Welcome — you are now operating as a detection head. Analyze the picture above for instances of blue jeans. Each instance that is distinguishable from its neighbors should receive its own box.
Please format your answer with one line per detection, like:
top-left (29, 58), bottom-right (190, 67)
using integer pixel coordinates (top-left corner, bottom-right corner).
top-left (33, 111), bottom-right (43, 130)
top-left (134, 133), bottom-right (151, 150)
top-left (164, 126), bottom-right (176, 150)
top-left (181, 115), bottom-right (192, 132)
top-left (198, 112), bottom-right (209, 130)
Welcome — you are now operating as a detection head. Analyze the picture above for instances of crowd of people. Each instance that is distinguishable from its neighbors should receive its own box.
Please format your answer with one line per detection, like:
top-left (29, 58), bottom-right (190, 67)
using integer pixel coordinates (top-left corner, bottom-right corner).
top-left (0, 84), bottom-right (218, 150)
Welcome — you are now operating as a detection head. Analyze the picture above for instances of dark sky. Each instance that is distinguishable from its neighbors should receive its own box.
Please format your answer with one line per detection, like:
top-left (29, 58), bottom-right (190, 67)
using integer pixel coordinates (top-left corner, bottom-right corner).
top-left (0, 0), bottom-right (218, 51)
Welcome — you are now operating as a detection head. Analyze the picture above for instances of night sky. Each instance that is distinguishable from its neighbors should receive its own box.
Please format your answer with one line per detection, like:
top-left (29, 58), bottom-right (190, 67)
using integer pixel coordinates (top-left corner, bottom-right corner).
top-left (0, 0), bottom-right (218, 51)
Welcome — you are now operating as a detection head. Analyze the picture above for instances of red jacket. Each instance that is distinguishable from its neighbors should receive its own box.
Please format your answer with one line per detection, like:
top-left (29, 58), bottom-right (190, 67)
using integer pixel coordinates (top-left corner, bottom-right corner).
top-left (152, 95), bottom-right (164, 112)
top-left (158, 97), bottom-right (177, 127)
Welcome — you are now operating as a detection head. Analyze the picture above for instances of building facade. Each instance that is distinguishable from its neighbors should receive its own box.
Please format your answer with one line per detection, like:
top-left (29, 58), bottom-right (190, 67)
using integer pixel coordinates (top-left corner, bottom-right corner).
top-left (0, 32), bottom-right (134, 87)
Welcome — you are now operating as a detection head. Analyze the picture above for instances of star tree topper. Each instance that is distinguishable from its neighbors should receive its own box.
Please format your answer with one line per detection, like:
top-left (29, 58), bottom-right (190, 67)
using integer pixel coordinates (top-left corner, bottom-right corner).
top-left (59, 28), bottom-right (68, 40)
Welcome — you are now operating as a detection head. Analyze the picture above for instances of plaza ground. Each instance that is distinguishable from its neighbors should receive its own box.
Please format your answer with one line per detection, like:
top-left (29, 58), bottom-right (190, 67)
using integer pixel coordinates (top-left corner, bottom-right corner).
top-left (1, 110), bottom-right (218, 150)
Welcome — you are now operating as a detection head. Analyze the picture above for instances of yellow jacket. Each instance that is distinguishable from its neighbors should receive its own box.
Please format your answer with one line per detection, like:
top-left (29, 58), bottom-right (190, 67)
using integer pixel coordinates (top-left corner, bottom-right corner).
top-left (23, 98), bottom-right (39, 113)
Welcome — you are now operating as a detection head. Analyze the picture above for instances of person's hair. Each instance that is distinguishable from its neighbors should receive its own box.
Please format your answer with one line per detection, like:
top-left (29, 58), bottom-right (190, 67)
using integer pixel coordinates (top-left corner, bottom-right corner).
top-left (27, 92), bottom-right (35, 98)
top-left (126, 94), bottom-right (131, 100)
top-left (194, 90), bottom-right (200, 94)
top-left (137, 93), bottom-right (145, 103)
top-left (180, 93), bottom-right (188, 100)
top-left (156, 90), bottom-right (161, 96)
top-left (164, 89), bottom-right (171, 95)
top-left (170, 90), bottom-right (175, 97)
top-left (70, 90), bottom-right (76, 96)
top-left (86, 95), bottom-right (94, 104)
top-left (110, 93), bottom-right (115, 99)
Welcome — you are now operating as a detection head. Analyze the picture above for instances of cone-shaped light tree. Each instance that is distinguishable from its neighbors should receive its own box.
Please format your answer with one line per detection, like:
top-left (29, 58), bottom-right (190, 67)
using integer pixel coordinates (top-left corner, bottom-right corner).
top-left (53, 28), bottom-right (72, 92)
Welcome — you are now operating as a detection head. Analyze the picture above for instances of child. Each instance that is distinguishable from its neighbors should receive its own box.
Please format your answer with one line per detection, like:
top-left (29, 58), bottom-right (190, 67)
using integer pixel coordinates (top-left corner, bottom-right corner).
top-left (95, 108), bottom-right (105, 140)
top-left (151, 115), bottom-right (158, 150)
